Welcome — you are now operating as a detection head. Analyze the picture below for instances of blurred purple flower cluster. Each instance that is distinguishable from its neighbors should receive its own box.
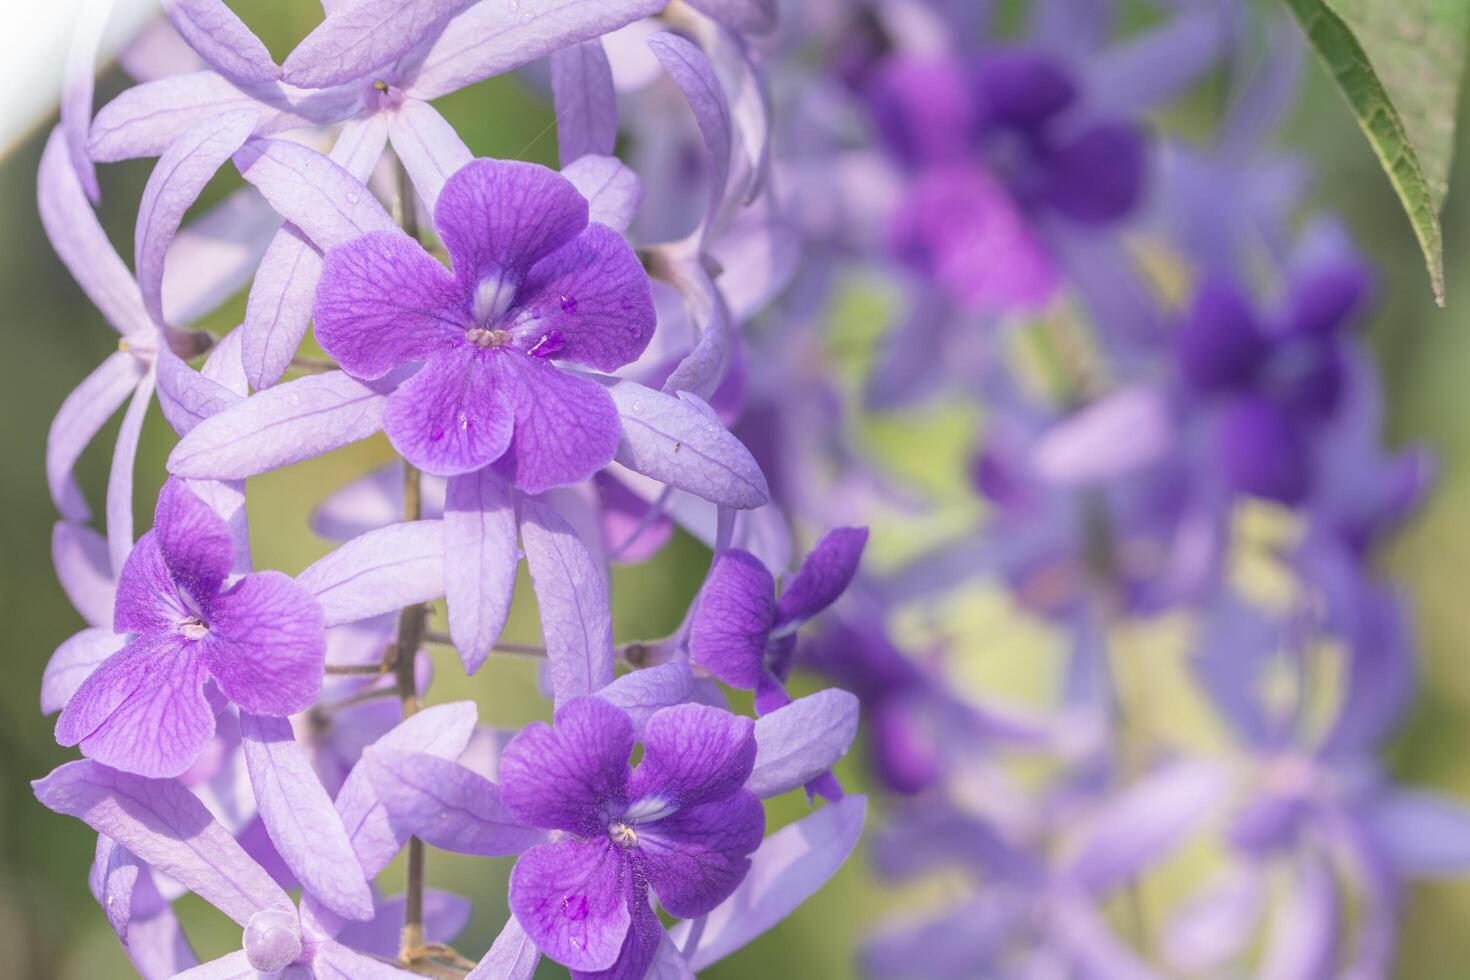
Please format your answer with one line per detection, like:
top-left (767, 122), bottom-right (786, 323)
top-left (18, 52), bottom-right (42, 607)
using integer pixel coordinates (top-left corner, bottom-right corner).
top-left (28, 0), bottom-right (1466, 977)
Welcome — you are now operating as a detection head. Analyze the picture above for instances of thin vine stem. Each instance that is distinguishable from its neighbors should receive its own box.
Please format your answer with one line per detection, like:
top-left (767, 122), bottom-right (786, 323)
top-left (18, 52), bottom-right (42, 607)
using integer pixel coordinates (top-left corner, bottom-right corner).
top-left (391, 155), bottom-right (434, 972)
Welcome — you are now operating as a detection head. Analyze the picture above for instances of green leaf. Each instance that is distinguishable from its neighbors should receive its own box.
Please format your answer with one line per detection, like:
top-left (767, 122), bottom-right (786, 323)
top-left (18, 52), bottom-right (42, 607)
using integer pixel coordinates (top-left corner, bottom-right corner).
top-left (1285, 0), bottom-right (1470, 306)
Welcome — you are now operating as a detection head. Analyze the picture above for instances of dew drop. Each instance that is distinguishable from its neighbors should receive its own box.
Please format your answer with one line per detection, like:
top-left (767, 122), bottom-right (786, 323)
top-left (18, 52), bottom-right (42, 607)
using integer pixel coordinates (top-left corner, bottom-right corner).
top-left (429, 426), bottom-right (445, 441)
top-left (346, 192), bottom-right (359, 205)
top-left (559, 294), bottom-right (578, 315)
top-left (561, 895), bottom-right (590, 922)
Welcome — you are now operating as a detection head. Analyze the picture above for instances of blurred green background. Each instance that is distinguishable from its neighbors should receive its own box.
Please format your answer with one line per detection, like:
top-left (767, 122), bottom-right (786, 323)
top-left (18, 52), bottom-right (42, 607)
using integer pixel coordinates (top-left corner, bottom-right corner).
top-left (4, 3), bottom-right (1470, 978)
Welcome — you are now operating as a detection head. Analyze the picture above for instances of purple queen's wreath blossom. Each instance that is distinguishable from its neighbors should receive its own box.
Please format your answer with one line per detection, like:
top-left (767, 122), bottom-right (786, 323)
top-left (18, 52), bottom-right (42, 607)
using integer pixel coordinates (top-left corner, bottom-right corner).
top-left (313, 157), bottom-right (655, 490)
top-left (55, 479), bottom-right (326, 779)
top-left (499, 698), bottom-right (762, 978)
top-left (29, 0), bottom-right (1470, 976)
top-left (689, 526), bottom-right (868, 715)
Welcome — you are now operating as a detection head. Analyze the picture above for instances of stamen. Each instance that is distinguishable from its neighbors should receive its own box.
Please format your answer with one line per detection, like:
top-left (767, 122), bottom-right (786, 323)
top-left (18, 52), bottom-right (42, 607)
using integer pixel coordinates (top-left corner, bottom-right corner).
top-left (608, 821), bottom-right (639, 848)
top-left (179, 616), bottom-right (209, 641)
top-left (464, 326), bottom-right (512, 349)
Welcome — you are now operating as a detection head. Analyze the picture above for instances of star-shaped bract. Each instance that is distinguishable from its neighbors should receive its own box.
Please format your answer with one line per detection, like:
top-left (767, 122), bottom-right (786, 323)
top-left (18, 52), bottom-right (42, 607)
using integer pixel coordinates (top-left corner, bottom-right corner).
top-left (500, 698), bottom-right (764, 980)
top-left (313, 159), bottom-right (655, 491)
top-left (55, 479), bottom-right (326, 777)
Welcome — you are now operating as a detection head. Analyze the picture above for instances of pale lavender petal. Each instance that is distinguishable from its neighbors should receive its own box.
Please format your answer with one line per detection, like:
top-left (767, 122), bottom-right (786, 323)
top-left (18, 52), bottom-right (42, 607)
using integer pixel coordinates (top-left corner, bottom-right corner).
top-left (48, 351), bottom-right (145, 521)
top-left (708, 211), bottom-right (798, 322)
top-left (628, 703), bottom-right (755, 806)
top-left (774, 526), bottom-right (866, 628)
top-left (281, 0), bottom-right (475, 89)
top-left (688, 549), bottom-right (774, 690)
top-left (53, 521), bottom-right (116, 626)
top-left (516, 223), bottom-right (655, 372)
top-left (1065, 760), bottom-right (1227, 894)
top-left (153, 337), bottom-right (236, 432)
top-left (124, 903), bottom-right (200, 977)
top-left (241, 713), bottom-right (373, 921)
top-left (201, 323), bottom-right (251, 396)
top-left (684, 0), bottom-right (776, 34)
top-left (1052, 891), bottom-right (1164, 980)
top-left (163, 0), bottom-right (279, 84)
top-left (135, 108), bottom-right (259, 327)
top-left (61, 0), bottom-right (109, 203)
top-left (499, 697), bottom-right (633, 835)
top-left (638, 790), bottom-right (764, 918)
top-left (297, 520), bottom-right (445, 626)
top-left (204, 571), bottom-right (326, 715)
top-left (671, 795), bottom-right (866, 968)
top-left (234, 138), bottom-right (397, 251)
top-left (468, 915), bottom-right (540, 980)
top-left (520, 497), bottom-right (615, 706)
top-left (706, 25), bottom-right (769, 206)
top-left (43, 628), bottom-right (126, 715)
top-left (647, 935), bottom-right (695, 980)
top-left (508, 838), bottom-right (632, 971)
top-left (747, 689), bottom-right (859, 798)
top-left (382, 349), bottom-right (515, 476)
top-left (445, 469), bottom-right (519, 673)
top-left (243, 119), bottom-right (390, 390)
top-left (387, 99), bottom-right (473, 212)
top-left (33, 760), bottom-right (293, 923)
top-left (434, 159), bottom-right (588, 289)
top-left (648, 33), bottom-right (730, 243)
top-left (57, 638), bottom-right (215, 778)
top-left (335, 701), bottom-right (478, 876)
top-left (596, 662), bottom-right (695, 735)
top-left (169, 950), bottom-right (264, 980)
top-left (1083, 3), bottom-right (1224, 115)
top-left (37, 126), bottom-right (152, 336)
top-left (120, 16), bottom-right (208, 80)
top-left (367, 749), bottom-right (545, 855)
top-left (660, 259), bottom-right (732, 400)
top-left (562, 155), bottom-right (643, 232)
top-left (91, 833), bottom-right (140, 941)
top-left (408, 0), bottom-right (667, 101)
top-left (331, 888), bottom-right (471, 958)
top-left (553, 39), bottom-right (617, 165)
top-left (315, 232), bottom-right (464, 380)
top-left (313, 941), bottom-right (424, 979)
top-left (492, 355), bottom-right (621, 494)
top-left (1365, 790), bottom-right (1470, 875)
top-left (106, 371), bottom-right (158, 578)
top-left (605, 380), bottom-right (768, 508)
top-left (168, 370), bottom-right (388, 480)
top-left (1163, 866), bottom-right (1265, 972)
top-left (1258, 855), bottom-right (1338, 980)
top-left (311, 462), bottom-right (428, 540)
top-left (1030, 386), bottom-right (1173, 487)
top-left (89, 72), bottom-right (355, 163)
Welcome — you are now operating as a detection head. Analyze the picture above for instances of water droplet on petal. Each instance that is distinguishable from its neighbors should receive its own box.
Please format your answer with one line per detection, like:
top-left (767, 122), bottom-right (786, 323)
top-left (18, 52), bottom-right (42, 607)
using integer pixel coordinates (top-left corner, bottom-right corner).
top-left (559, 294), bottom-right (578, 315)
top-left (429, 426), bottom-right (445, 441)
top-left (346, 192), bottom-right (359, 205)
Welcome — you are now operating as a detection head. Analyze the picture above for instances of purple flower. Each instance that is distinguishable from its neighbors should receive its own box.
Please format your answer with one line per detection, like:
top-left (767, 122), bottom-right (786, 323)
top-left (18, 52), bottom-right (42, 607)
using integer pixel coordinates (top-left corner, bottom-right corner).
top-left (1175, 237), bottom-right (1374, 505)
top-left (689, 526), bottom-right (868, 714)
top-left (859, 46), bottom-right (1146, 311)
top-left (55, 480), bottom-right (325, 777)
top-left (313, 158), bottom-right (655, 491)
top-left (500, 697), bottom-right (764, 979)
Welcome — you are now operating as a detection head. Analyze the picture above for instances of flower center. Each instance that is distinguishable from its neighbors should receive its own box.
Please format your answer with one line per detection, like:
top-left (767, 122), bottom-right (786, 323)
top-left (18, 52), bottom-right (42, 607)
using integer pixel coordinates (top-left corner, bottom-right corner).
top-left (465, 326), bottom-right (512, 349)
top-left (607, 820), bottom-right (639, 848)
top-left (179, 616), bottom-right (209, 641)
top-left (473, 273), bottom-right (519, 326)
